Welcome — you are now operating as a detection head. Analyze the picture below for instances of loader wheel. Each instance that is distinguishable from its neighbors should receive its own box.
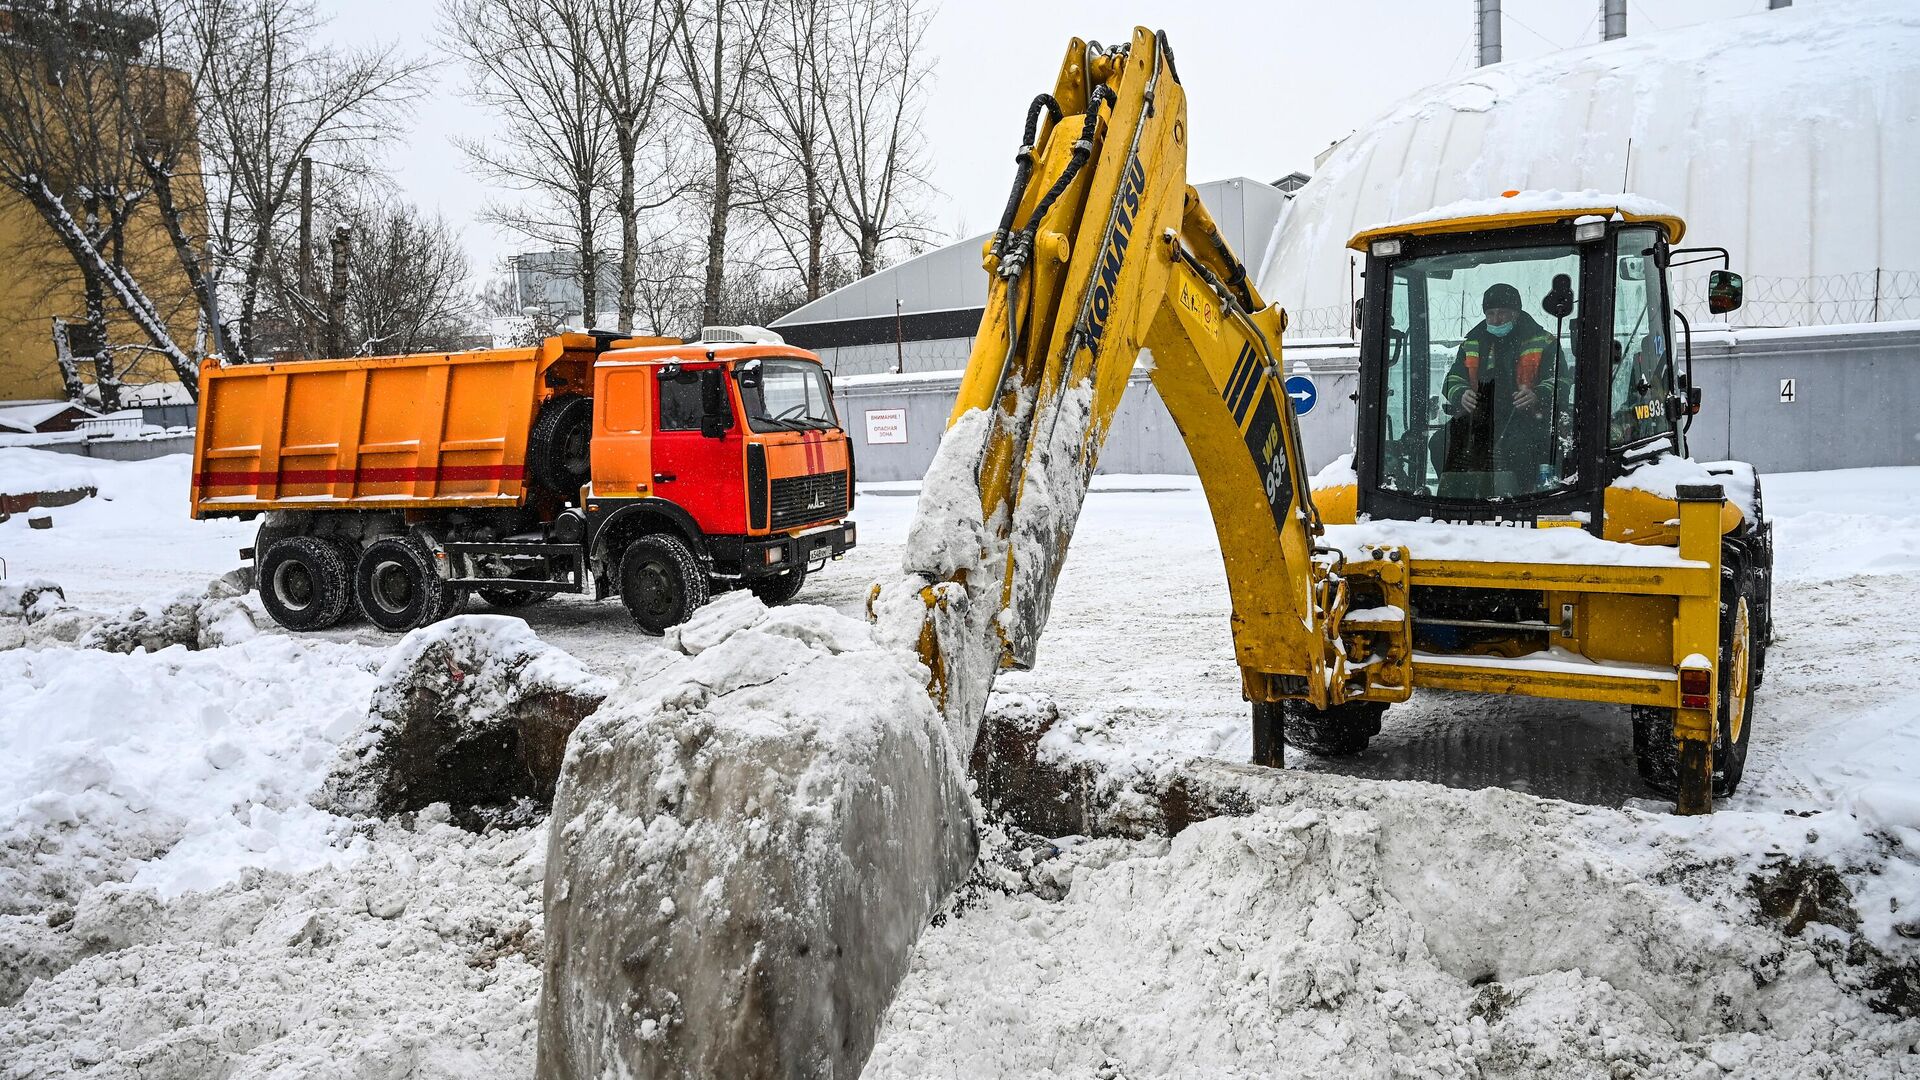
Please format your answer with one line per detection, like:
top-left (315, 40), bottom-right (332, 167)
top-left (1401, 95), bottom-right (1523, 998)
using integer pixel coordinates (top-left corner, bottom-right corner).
top-left (259, 536), bottom-right (354, 632)
top-left (1633, 579), bottom-right (1757, 799)
top-left (748, 566), bottom-right (806, 605)
top-left (527, 395), bottom-right (593, 499)
top-left (1268, 699), bottom-right (1386, 760)
top-left (620, 534), bottom-right (710, 635)
top-left (355, 536), bottom-right (455, 633)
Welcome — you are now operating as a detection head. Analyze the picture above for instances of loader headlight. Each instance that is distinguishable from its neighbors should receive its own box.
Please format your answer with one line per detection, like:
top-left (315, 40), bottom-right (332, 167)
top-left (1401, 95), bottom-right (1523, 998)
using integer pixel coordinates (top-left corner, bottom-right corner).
top-left (1369, 239), bottom-right (1402, 258)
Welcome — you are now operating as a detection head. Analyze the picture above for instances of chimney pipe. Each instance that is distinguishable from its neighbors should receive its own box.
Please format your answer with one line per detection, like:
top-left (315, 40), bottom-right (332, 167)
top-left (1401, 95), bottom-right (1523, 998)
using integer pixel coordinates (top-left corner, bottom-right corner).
top-left (1475, 0), bottom-right (1502, 67)
top-left (1601, 0), bottom-right (1627, 41)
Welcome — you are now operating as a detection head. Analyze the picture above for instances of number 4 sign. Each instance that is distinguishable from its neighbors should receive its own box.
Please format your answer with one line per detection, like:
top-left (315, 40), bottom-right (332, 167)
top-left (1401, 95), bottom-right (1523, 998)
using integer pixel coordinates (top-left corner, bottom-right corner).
top-left (1778, 378), bottom-right (1796, 404)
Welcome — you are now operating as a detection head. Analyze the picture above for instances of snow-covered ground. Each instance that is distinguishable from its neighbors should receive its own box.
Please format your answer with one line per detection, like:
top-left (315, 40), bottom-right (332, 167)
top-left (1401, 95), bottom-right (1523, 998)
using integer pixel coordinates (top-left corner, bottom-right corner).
top-left (2, 449), bottom-right (1918, 1076)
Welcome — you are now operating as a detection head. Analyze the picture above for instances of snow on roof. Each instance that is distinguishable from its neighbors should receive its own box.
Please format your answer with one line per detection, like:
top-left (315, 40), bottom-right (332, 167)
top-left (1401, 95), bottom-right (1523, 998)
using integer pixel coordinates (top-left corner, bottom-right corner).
top-left (1259, 0), bottom-right (1920, 334)
top-left (1348, 189), bottom-right (1684, 249)
top-left (0, 400), bottom-right (92, 433)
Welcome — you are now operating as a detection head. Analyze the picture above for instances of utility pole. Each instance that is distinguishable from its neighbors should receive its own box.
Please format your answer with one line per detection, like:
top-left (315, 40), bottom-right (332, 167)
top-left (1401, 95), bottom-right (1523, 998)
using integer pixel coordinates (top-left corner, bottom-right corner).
top-left (1475, 0), bottom-right (1502, 67)
top-left (326, 223), bottom-right (351, 357)
top-left (1601, 0), bottom-right (1627, 41)
top-left (298, 156), bottom-right (313, 356)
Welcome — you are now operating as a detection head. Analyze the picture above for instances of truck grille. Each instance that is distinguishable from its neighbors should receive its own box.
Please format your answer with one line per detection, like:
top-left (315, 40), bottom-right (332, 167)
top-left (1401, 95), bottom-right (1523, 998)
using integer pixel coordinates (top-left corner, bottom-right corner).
top-left (770, 471), bottom-right (848, 530)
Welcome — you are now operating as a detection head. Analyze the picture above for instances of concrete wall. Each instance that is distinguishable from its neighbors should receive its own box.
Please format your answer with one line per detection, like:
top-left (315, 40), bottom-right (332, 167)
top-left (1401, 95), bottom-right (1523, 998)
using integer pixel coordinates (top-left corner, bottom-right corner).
top-left (28, 433), bottom-right (195, 462)
top-left (832, 323), bottom-right (1920, 483)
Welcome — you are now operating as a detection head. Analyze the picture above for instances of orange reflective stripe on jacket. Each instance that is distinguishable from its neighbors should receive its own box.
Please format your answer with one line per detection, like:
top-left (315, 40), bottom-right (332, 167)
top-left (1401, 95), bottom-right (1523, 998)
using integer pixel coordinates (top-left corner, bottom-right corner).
top-left (1462, 342), bottom-right (1545, 389)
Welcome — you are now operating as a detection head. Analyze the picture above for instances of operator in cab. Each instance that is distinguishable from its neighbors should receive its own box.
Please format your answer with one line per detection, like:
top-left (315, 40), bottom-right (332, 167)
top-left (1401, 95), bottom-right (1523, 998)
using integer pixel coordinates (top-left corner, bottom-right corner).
top-left (1438, 283), bottom-right (1561, 496)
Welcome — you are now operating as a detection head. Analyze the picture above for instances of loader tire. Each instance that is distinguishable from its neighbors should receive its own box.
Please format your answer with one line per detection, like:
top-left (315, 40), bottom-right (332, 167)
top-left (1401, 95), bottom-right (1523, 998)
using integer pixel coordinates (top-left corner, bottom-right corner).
top-left (748, 566), bottom-right (806, 605)
top-left (355, 536), bottom-right (455, 633)
top-left (1279, 699), bottom-right (1386, 759)
top-left (620, 534), bottom-right (709, 635)
top-left (1633, 567), bottom-right (1757, 798)
top-left (527, 395), bottom-right (593, 499)
top-left (259, 536), bottom-right (354, 632)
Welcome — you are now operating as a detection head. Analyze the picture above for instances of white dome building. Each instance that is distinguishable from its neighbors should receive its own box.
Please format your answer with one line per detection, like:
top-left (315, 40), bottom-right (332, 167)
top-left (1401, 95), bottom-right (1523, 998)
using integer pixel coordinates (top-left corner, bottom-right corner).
top-left (1258, 0), bottom-right (1920, 338)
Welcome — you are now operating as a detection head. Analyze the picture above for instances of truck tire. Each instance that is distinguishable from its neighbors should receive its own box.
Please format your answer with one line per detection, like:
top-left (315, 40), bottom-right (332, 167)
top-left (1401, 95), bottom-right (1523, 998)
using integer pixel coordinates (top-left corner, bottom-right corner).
top-left (1633, 566), bottom-right (1757, 798)
top-left (527, 395), bottom-right (593, 499)
top-left (748, 566), bottom-right (806, 605)
top-left (258, 536), bottom-right (354, 631)
top-left (620, 534), bottom-right (709, 635)
top-left (1280, 699), bottom-right (1385, 758)
top-left (355, 535), bottom-right (455, 633)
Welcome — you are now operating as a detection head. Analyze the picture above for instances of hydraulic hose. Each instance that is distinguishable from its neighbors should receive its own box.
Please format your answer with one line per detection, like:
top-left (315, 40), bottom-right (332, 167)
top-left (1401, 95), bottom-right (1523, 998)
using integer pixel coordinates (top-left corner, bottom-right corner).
top-left (998, 84), bottom-right (1116, 280)
top-left (989, 94), bottom-right (1062, 262)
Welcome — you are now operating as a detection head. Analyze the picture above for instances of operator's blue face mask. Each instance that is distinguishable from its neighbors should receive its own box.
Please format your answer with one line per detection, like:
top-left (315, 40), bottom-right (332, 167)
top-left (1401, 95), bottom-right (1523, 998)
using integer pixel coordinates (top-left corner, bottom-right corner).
top-left (1486, 320), bottom-right (1515, 338)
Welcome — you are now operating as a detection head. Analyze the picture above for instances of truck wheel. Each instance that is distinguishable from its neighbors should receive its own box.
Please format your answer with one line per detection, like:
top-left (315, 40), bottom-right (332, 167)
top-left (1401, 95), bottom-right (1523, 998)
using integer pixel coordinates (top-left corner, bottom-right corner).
top-left (477, 589), bottom-right (546, 610)
top-left (620, 534), bottom-right (709, 635)
top-left (527, 395), bottom-right (593, 498)
top-left (355, 536), bottom-right (454, 633)
top-left (1633, 572), bottom-right (1757, 798)
top-left (1280, 699), bottom-right (1385, 758)
top-left (258, 536), bottom-right (354, 631)
top-left (748, 567), bottom-right (806, 605)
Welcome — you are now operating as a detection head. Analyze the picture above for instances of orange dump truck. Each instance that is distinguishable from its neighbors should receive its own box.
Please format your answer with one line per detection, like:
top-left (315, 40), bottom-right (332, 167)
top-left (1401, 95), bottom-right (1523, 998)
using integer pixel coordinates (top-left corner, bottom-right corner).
top-left (191, 328), bottom-right (856, 634)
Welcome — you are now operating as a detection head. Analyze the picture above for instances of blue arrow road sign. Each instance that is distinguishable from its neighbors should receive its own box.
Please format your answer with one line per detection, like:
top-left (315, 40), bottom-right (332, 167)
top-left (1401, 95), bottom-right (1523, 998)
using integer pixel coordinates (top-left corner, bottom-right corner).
top-left (1284, 374), bottom-right (1317, 416)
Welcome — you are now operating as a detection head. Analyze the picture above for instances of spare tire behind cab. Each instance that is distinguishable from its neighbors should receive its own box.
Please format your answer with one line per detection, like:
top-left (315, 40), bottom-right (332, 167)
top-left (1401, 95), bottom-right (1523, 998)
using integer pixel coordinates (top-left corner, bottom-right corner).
top-left (527, 395), bottom-right (593, 499)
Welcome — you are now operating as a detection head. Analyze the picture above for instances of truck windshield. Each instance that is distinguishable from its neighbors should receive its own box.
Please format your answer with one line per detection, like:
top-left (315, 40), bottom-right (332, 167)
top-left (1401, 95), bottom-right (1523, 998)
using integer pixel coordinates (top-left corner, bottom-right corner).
top-left (1375, 242), bottom-right (1581, 502)
top-left (738, 357), bottom-right (839, 433)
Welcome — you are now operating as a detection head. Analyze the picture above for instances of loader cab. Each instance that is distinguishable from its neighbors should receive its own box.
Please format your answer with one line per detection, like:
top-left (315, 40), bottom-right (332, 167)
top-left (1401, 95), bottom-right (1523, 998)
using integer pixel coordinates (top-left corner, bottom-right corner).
top-left (1350, 199), bottom-right (1720, 532)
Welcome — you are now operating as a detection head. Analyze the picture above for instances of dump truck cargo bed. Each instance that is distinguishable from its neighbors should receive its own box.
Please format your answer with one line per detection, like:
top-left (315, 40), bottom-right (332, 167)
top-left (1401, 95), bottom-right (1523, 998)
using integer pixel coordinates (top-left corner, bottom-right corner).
top-left (191, 335), bottom-right (604, 517)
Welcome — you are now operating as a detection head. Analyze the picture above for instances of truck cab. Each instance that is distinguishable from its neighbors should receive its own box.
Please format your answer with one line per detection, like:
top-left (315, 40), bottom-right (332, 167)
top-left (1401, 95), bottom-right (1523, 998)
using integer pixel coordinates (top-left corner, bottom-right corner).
top-left (577, 330), bottom-right (856, 630)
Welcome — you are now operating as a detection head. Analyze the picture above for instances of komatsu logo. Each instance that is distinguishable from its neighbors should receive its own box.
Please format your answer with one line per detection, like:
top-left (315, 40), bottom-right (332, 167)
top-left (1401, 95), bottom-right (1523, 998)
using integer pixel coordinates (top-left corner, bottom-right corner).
top-left (1432, 517), bottom-right (1535, 528)
top-left (1084, 153), bottom-right (1148, 358)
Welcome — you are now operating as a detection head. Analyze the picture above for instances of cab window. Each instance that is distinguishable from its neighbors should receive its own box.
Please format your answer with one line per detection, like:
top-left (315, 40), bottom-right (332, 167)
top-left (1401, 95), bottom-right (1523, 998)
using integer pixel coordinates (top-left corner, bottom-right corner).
top-left (1609, 227), bottom-right (1676, 448)
top-left (657, 369), bottom-right (730, 433)
top-left (1375, 242), bottom-right (1580, 501)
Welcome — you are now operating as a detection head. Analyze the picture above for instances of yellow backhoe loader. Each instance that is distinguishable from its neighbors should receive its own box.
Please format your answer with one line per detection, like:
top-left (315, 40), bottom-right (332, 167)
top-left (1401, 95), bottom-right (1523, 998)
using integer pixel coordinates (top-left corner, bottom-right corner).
top-left (886, 27), bottom-right (1772, 816)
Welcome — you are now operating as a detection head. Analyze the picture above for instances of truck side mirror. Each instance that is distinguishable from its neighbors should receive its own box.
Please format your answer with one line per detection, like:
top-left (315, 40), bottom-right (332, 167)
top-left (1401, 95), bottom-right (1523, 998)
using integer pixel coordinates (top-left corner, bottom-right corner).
top-left (699, 371), bottom-right (729, 439)
top-left (1708, 270), bottom-right (1744, 314)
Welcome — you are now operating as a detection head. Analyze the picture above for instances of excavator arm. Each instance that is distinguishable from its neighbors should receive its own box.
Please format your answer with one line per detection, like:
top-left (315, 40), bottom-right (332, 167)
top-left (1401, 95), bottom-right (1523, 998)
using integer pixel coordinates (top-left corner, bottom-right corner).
top-left (873, 28), bottom-right (1413, 758)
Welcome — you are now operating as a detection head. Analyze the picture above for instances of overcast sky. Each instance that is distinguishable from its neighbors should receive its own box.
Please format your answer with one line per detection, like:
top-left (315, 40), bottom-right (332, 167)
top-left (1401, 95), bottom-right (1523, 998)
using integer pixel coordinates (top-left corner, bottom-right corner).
top-left (319, 0), bottom-right (1773, 278)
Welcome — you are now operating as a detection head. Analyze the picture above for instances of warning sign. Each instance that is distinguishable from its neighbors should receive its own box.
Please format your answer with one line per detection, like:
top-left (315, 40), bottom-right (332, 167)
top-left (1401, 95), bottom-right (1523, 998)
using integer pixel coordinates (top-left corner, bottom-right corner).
top-left (864, 408), bottom-right (908, 445)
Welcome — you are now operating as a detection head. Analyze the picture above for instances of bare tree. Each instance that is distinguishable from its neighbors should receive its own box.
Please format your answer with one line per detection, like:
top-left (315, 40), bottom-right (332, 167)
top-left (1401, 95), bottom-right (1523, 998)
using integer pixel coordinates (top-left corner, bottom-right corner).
top-left (821, 0), bottom-right (933, 277)
top-left (330, 197), bottom-right (473, 355)
top-left (189, 0), bottom-right (425, 360)
top-left (445, 0), bottom-right (613, 329)
top-left (748, 0), bottom-right (835, 301)
top-left (667, 0), bottom-right (776, 327)
top-left (583, 0), bottom-right (680, 333)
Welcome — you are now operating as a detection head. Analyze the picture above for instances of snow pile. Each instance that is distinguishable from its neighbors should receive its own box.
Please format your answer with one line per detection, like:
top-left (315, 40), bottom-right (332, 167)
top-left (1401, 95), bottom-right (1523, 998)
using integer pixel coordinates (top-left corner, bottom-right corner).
top-left (0, 579), bottom-right (66, 623)
top-left (0, 632), bottom-right (383, 920)
top-left (0, 449), bottom-right (96, 499)
top-left (871, 777), bottom-right (1920, 1078)
top-left (537, 593), bottom-right (976, 1078)
top-left (326, 615), bottom-right (613, 822)
top-left (0, 814), bottom-right (547, 1080)
top-left (75, 575), bottom-right (264, 654)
